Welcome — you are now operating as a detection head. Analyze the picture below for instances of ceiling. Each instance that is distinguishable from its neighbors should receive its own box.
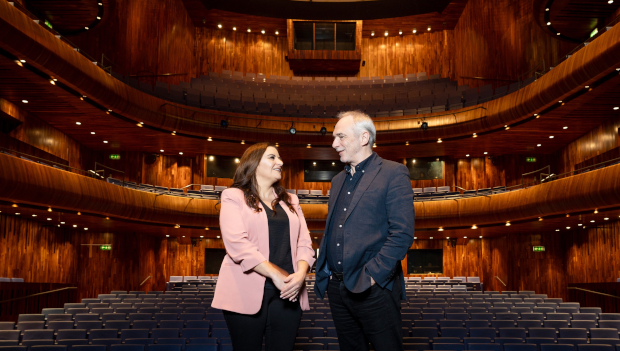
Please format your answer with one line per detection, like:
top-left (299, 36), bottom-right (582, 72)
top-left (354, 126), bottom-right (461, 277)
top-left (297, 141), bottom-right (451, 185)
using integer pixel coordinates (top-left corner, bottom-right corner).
top-left (3, 198), bottom-right (619, 240)
top-left (184, 0), bottom-right (454, 21)
top-left (22, 0), bottom-right (105, 35)
top-left (185, 0), bottom-right (469, 37)
top-left (536, 0), bottom-right (620, 42)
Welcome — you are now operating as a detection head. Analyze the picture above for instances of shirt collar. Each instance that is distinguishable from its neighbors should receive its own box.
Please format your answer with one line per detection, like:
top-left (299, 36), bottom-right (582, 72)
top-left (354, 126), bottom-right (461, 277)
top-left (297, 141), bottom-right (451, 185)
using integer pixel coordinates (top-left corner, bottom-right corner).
top-left (344, 152), bottom-right (375, 175)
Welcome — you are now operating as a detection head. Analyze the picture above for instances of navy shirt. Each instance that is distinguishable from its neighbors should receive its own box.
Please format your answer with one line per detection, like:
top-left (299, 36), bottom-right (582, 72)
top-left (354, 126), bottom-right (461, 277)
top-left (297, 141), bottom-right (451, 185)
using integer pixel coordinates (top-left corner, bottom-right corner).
top-left (326, 152), bottom-right (377, 273)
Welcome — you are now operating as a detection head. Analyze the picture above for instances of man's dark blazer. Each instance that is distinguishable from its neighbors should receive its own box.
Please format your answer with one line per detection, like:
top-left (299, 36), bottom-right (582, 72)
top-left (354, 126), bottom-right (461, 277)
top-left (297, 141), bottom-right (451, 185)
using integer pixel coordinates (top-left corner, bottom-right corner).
top-left (314, 153), bottom-right (414, 299)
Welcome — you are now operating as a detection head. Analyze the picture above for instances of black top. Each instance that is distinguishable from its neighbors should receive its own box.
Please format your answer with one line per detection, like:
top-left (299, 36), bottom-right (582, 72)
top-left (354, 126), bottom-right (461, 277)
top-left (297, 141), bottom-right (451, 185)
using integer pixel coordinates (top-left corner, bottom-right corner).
top-left (325, 152), bottom-right (377, 273)
top-left (260, 200), bottom-right (294, 289)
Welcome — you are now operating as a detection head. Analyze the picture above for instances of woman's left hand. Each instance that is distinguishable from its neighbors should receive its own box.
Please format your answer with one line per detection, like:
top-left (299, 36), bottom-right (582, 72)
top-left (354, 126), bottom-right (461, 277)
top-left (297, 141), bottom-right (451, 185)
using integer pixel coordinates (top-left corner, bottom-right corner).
top-left (280, 271), bottom-right (306, 301)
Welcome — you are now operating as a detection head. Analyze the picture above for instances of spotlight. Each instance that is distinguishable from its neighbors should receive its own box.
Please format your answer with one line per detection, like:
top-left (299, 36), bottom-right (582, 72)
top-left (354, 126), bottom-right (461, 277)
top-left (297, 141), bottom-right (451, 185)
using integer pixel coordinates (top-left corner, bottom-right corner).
top-left (240, 140), bottom-right (245, 144)
top-left (217, 24), bottom-right (222, 29)
top-left (275, 31), bottom-right (279, 35)
top-left (413, 28), bottom-right (417, 33)
top-left (384, 31), bottom-right (388, 36)
top-left (320, 126), bottom-right (327, 135)
top-left (427, 26), bottom-right (431, 31)
top-left (233, 27), bottom-right (236, 31)
top-left (371, 31), bottom-right (375, 36)
top-left (220, 119), bottom-right (228, 128)
top-left (207, 137), bottom-right (212, 141)
top-left (398, 30), bottom-right (402, 35)
top-left (437, 138), bottom-right (442, 143)
top-left (373, 143), bottom-right (377, 148)
top-left (438, 227), bottom-right (444, 231)
top-left (261, 30), bottom-right (265, 34)
top-left (421, 121), bottom-right (428, 130)
top-left (471, 225), bottom-right (477, 229)
top-left (247, 28), bottom-right (251, 32)
top-left (547, 22), bottom-right (551, 25)
top-left (48, 207), bottom-right (52, 212)
top-left (289, 123), bottom-right (296, 134)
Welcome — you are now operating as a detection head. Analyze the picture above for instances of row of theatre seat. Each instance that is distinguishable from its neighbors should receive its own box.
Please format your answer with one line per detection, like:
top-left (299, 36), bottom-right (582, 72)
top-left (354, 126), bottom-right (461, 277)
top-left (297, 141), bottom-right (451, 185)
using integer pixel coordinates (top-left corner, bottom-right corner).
top-left (2, 286), bottom-right (620, 351)
top-left (114, 69), bottom-right (536, 118)
top-left (0, 278), bottom-right (24, 282)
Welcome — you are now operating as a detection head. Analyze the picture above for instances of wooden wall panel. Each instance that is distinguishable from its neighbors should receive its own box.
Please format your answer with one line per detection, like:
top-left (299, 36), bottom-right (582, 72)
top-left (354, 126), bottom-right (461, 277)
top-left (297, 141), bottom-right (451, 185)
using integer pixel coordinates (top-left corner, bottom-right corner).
top-left (195, 28), bottom-right (292, 78)
top-left (555, 115), bottom-right (620, 174)
top-left (70, 0), bottom-right (197, 85)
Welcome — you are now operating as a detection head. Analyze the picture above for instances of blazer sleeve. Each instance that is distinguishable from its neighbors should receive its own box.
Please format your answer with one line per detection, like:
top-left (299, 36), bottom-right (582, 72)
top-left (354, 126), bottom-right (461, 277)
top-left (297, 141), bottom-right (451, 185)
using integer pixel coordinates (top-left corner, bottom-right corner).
top-left (364, 165), bottom-right (415, 287)
top-left (219, 189), bottom-right (267, 273)
top-left (292, 195), bottom-right (316, 272)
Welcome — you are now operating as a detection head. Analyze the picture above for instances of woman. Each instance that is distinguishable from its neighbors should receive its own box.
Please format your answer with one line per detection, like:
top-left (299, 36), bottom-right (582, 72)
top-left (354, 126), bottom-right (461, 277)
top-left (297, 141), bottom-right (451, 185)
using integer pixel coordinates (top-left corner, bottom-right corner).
top-left (212, 142), bottom-right (316, 351)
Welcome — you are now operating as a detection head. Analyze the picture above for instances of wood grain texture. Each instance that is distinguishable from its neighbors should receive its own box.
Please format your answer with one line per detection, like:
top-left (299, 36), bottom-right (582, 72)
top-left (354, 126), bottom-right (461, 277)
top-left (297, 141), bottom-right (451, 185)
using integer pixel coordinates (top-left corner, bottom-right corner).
top-left (0, 282), bottom-right (77, 322)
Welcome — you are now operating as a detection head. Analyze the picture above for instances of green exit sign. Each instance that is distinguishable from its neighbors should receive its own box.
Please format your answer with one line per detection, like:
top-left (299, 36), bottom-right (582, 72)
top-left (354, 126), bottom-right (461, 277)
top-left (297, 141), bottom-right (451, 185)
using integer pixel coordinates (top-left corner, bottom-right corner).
top-left (100, 245), bottom-right (112, 250)
top-left (109, 154), bottom-right (121, 160)
top-left (526, 157), bottom-right (537, 163)
top-left (533, 246), bottom-right (545, 252)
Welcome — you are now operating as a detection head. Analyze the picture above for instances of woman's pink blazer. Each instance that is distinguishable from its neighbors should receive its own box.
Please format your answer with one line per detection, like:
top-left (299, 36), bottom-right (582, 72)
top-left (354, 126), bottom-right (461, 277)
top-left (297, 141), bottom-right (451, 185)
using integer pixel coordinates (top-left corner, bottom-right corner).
top-left (212, 188), bottom-right (316, 315)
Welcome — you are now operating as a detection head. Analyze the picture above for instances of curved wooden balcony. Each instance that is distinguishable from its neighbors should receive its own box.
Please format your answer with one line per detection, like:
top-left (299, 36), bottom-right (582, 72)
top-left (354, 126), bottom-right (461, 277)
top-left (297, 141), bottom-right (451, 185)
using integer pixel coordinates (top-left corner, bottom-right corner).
top-left (2, 153), bottom-right (619, 237)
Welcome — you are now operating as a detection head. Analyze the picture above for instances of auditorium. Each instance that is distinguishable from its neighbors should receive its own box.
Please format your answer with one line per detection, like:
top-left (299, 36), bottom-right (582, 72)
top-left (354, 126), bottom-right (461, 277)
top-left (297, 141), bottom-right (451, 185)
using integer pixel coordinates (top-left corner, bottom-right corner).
top-left (1, 0), bottom-right (620, 350)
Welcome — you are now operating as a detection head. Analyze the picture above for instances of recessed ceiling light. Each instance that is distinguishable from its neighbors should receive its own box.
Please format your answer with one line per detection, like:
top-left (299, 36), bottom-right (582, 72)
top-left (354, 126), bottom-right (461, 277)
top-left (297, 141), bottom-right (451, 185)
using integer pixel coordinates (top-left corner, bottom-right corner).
top-left (398, 30), bottom-right (402, 35)
top-left (166, 235), bottom-right (169, 237)
top-left (438, 227), bottom-right (444, 231)
top-left (103, 141), bottom-right (108, 143)
top-left (207, 137), bottom-right (212, 141)
top-left (591, 220), bottom-right (595, 222)
top-left (613, 107), bottom-right (619, 110)
top-left (546, 7), bottom-right (549, 10)
top-left (463, 236), bottom-right (467, 239)
top-left (447, 237), bottom-right (450, 239)
top-left (556, 229), bottom-right (560, 231)
top-left (22, 100), bottom-right (28, 103)
top-left (604, 217), bottom-right (609, 220)
top-left (437, 138), bottom-right (442, 143)
top-left (61, 222), bottom-right (65, 224)
top-left (563, 126), bottom-right (568, 129)
top-left (566, 227), bottom-right (571, 229)
top-left (547, 22), bottom-right (551, 25)
top-left (217, 24), bottom-right (222, 29)
top-left (578, 224), bottom-right (582, 226)
top-left (179, 152), bottom-right (183, 155)
top-left (466, 154), bottom-right (470, 157)
top-left (160, 150), bottom-right (164, 152)
top-left (505, 222), bottom-right (511, 226)
top-left (430, 237), bottom-right (433, 239)
top-left (557, 32), bottom-right (561, 36)
top-left (15, 213), bottom-right (20, 215)
top-left (91, 132), bottom-right (95, 134)
top-left (275, 31), bottom-right (279, 35)
top-left (76, 122), bottom-right (81, 125)
top-left (216, 236), bottom-right (221, 238)
top-left (413, 29), bottom-right (417, 33)
top-left (609, 0), bottom-right (613, 4)
top-left (73, 225), bottom-right (77, 227)
top-left (261, 30), bottom-right (265, 34)
top-left (233, 27), bottom-right (236, 31)
top-left (585, 86), bottom-right (589, 89)
top-left (427, 26), bottom-right (431, 31)
top-left (384, 31), bottom-right (388, 36)
top-left (182, 236), bottom-right (185, 238)
top-left (247, 28), bottom-right (251, 32)
top-left (200, 236), bottom-right (204, 238)
top-left (537, 144), bottom-right (541, 147)
top-left (479, 236), bottom-right (483, 239)
top-left (32, 214), bottom-right (37, 217)
top-left (471, 224), bottom-right (477, 229)
top-left (84, 228), bottom-right (88, 230)
top-left (371, 31), bottom-right (375, 36)
top-left (549, 136), bottom-right (554, 138)
top-left (483, 152), bottom-right (488, 155)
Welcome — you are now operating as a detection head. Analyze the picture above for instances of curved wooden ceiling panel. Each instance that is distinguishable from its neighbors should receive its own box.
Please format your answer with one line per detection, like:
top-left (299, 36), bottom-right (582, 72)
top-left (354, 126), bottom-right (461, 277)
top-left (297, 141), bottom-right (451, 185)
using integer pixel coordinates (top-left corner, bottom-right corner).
top-left (2, 154), bottom-right (620, 235)
top-left (2, 0), bottom-right (620, 147)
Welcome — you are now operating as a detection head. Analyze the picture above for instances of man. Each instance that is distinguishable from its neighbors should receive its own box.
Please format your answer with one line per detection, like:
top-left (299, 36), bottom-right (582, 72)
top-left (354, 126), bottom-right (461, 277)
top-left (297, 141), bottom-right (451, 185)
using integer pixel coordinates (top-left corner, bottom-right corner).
top-left (314, 111), bottom-right (415, 351)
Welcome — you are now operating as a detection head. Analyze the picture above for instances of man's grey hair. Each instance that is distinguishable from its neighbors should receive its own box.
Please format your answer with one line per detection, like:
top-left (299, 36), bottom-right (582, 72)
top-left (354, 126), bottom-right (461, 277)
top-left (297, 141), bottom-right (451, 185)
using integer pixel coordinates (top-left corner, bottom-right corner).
top-left (337, 110), bottom-right (376, 147)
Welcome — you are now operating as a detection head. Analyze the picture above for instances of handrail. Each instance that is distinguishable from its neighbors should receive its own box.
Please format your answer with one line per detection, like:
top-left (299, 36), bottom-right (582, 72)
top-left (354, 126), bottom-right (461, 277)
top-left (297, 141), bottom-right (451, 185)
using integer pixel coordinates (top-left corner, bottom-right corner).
top-left (95, 162), bottom-right (125, 185)
top-left (181, 184), bottom-right (203, 190)
top-left (0, 287), bottom-right (77, 304)
top-left (521, 165), bottom-right (551, 188)
top-left (459, 76), bottom-right (518, 83)
top-left (567, 287), bottom-right (620, 299)
top-left (495, 276), bottom-right (507, 287)
top-left (453, 186), bottom-right (467, 191)
top-left (519, 15), bottom-right (620, 81)
top-left (159, 103), bottom-right (488, 127)
top-left (0, 147), bottom-right (96, 178)
top-left (140, 276), bottom-right (152, 286)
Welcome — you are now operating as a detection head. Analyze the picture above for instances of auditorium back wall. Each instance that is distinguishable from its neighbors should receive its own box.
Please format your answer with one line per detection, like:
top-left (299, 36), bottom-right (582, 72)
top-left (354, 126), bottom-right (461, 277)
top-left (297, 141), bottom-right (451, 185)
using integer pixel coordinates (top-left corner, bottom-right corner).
top-left (2, 213), bottom-right (620, 301)
top-left (69, 0), bottom-right (573, 86)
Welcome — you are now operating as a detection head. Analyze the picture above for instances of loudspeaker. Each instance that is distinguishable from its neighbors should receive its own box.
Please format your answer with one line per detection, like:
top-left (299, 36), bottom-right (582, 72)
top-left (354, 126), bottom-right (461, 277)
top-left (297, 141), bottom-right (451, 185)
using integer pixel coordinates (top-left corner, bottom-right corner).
top-left (144, 154), bottom-right (159, 165)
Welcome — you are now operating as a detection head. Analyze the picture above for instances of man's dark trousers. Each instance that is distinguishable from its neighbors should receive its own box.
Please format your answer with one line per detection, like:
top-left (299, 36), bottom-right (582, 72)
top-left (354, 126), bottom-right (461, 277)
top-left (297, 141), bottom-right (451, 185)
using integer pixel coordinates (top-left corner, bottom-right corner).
top-left (326, 273), bottom-right (404, 351)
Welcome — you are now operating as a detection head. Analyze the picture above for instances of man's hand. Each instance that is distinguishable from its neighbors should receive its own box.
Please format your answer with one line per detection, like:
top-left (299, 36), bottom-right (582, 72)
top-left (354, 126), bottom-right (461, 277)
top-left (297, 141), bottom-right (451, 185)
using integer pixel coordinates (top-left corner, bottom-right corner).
top-left (370, 276), bottom-right (375, 286)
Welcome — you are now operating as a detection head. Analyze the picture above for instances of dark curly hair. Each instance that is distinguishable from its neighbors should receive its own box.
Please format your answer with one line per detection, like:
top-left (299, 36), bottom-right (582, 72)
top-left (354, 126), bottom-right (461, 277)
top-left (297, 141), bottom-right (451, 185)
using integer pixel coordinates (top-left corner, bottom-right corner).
top-left (231, 142), bottom-right (296, 216)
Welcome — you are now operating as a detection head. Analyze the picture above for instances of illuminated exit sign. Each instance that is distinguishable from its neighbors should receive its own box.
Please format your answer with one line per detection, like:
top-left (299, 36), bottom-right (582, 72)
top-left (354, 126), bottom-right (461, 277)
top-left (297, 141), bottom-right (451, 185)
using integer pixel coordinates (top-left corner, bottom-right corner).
top-left (526, 157), bottom-right (537, 163)
top-left (100, 245), bottom-right (112, 250)
top-left (109, 154), bottom-right (121, 160)
top-left (533, 246), bottom-right (545, 252)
